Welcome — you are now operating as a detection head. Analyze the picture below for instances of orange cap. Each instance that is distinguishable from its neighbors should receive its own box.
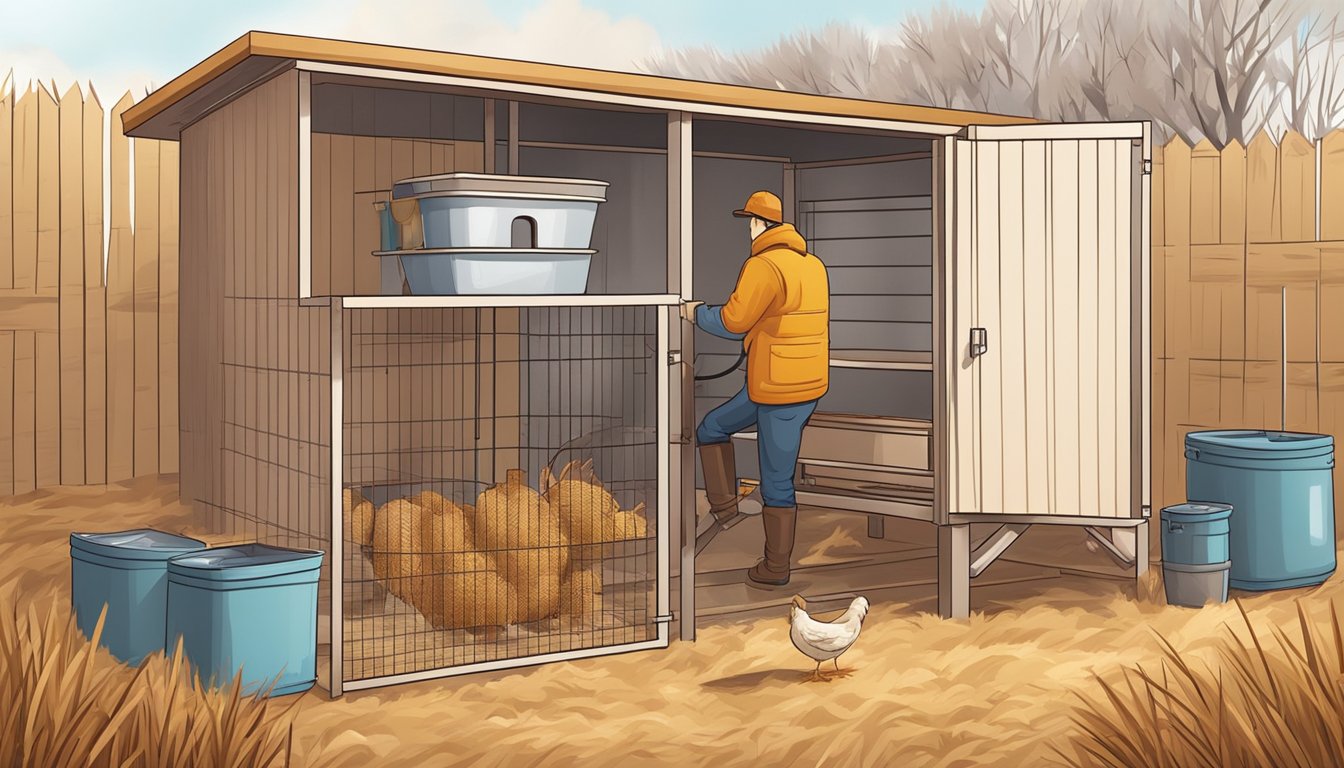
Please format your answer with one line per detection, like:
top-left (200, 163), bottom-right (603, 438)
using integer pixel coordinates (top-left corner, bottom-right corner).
top-left (733, 190), bottom-right (784, 223)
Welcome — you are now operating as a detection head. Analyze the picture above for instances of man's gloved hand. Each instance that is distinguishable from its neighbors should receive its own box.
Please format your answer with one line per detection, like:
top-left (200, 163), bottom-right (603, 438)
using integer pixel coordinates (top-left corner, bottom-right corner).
top-left (680, 300), bottom-right (705, 324)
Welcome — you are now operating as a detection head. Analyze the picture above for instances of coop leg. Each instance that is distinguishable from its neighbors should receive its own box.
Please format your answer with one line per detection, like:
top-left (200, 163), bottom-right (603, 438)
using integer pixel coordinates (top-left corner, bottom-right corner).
top-left (1132, 522), bottom-right (1150, 579)
top-left (867, 515), bottom-right (884, 539)
top-left (937, 524), bottom-right (970, 620)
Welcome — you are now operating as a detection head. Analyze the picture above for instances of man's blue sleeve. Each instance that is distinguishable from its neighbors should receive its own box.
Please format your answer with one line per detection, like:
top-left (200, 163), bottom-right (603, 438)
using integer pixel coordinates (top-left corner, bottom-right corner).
top-left (696, 304), bottom-right (747, 341)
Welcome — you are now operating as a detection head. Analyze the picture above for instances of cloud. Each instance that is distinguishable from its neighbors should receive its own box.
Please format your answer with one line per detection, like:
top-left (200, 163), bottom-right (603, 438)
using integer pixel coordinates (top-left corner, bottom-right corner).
top-left (2, 0), bottom-right (661, 103)
top-left (304, 0), bottom-right (663, 70)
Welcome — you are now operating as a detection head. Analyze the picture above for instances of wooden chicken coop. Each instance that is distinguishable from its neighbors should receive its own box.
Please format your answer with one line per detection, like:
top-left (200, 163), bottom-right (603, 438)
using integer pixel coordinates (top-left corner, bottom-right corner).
top-left (123, 31), bottom-right (1152, 696)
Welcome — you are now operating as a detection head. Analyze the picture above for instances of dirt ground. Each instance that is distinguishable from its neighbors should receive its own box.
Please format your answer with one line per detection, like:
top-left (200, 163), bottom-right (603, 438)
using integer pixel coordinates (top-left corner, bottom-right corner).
top-left (3, 476), bottom-right (1341, 767)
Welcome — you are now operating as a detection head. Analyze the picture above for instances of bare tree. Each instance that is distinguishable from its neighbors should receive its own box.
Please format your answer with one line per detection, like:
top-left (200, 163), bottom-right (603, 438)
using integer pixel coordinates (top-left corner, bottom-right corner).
top-left (642, 0), bottom-right (1344, 146)
top-left (1285, 11), bottom-right (1344, 139)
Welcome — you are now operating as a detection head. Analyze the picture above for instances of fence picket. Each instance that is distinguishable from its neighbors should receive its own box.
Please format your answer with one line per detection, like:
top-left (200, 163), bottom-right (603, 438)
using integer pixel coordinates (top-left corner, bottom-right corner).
top-left (1322, 130), bottom-right (1344, 242)
top-left (35, 84), bottom-right (60, 488)
top-left (59, 83), bottom-right (85, 484)
top-left (106, 92), bottom-right (134, 482)
top-left (84, 86), bottom-right (106, 485)
top-left (1, 78), bottom-right (12, 292)
top-left (132, 135), bottom-right (160, 477)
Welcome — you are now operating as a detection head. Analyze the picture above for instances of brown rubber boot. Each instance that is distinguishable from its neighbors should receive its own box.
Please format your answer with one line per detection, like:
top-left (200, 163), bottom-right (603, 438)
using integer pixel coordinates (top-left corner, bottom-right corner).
top-left (747, 506), bottom-right (796, 586)
top-left (698, 442), bottom-right (740, 524)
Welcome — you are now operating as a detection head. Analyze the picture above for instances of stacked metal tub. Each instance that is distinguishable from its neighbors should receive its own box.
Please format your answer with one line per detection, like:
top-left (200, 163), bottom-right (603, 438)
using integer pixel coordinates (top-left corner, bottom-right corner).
top-left (374, 173), bottom-right (608, 295)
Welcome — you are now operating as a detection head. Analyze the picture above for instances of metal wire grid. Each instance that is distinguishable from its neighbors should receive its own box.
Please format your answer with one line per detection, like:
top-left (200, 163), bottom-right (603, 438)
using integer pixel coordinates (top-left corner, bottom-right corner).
top-left (208, 298), bottom-right (333, 555)
top-left (340, 305), bottom-right (659, 682)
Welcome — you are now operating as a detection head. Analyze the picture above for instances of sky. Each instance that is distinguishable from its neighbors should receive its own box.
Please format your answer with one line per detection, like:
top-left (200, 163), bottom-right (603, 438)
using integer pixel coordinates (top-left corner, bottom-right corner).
top-left (0, 0), bottom-right (985, 99)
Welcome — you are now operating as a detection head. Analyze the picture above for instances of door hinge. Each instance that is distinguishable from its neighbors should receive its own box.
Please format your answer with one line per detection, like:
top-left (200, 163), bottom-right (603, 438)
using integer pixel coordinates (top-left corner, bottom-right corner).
top-left (1141, 159), bottom-right (1152, 176)
top-left (668, 351), bottom-right (683, 366)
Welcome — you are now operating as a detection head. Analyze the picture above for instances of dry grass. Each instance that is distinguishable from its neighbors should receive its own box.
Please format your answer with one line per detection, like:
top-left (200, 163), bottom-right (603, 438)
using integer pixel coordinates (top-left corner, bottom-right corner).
top-left (6, 477), bottom-right (1344, 766)
top-left (0, 581), bottom-right (314, 768)
top-left (1064, 599), bottom-right (1344, 768)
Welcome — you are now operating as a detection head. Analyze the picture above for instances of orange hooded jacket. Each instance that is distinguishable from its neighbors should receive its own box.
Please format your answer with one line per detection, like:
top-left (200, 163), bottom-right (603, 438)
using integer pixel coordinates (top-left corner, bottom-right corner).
top-left (720, 223), bottom-right (830, 404)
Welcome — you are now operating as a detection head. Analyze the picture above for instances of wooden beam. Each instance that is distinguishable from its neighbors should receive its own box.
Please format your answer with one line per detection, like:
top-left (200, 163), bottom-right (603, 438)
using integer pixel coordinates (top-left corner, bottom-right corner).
top-left (507, 100), bottom-right (519, 174)
top-left (0, 291), bottom-right (59, 330)
top-left (668, 110), bottom-right (695, 641)
top-left (1084, 526), bottom-right (1137, 566)
top-left (969, 523), bottom-right (1030, 578)
top-left (482, 99), bottom-right (495, 174)
top-left (937, 524), bottom-right (970, 619)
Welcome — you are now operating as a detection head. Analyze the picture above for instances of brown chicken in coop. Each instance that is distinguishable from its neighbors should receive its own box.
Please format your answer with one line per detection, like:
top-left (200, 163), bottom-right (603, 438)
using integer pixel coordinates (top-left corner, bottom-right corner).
top-left (412, 497), bottom-right (516, 630)
top-left (342, 489), bottom-right (385, 615)
top-left (542, 460), bottom-right (649, 564)
top-left (474, 469), bottom-right (570, 624)
top-left (370, 498), bottom-right (424, 603)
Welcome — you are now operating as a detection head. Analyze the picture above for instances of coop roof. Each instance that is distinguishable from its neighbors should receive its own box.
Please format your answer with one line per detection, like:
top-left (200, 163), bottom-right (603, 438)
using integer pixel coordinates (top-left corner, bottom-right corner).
top-left (122, 31), bottom-right (1039, 140)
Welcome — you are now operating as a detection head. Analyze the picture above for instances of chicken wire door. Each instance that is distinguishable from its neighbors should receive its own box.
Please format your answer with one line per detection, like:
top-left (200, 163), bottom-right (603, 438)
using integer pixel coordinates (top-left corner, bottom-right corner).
top-left (334, 303), bottom-right (672, 691)
top-left (948, 126), bottom-right (1146, 520)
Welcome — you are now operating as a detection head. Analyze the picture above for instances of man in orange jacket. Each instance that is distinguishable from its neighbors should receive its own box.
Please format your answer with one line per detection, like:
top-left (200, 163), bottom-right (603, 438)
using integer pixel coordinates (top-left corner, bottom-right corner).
top-left (682, 190), bottom-right (829, 586)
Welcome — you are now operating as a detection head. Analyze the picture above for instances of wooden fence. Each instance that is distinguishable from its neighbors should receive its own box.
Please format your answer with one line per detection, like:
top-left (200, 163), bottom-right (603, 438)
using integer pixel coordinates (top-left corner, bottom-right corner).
top-left (1153, 129), bottom-right (1344, 524)
top-left (0, 81), bottom-right (178, 495)
top-left (0, 75), bottom-right (1339, 512)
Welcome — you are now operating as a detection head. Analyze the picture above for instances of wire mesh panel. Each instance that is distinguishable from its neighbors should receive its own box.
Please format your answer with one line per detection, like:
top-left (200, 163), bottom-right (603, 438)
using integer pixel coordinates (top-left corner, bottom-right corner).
top-left (340, 304), bottom-right (662, 685)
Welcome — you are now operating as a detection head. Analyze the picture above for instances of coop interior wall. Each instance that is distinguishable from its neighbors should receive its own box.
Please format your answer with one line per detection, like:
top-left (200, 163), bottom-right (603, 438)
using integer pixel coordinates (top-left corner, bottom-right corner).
top-left (691, 153), bottom-right (935, 484)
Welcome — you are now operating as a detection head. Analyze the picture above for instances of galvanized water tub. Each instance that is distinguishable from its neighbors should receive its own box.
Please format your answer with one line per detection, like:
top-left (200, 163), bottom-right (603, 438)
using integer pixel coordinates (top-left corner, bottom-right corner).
top-left (375, 247), bottom-right (595, 295)
top-left (391, 173), bottom-right (608, 249)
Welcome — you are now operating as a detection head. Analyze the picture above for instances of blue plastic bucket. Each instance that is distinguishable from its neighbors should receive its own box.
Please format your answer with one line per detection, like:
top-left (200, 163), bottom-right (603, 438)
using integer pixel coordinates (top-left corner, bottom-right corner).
top-left (1186, 430), bottom-right (1336, 591)
top-left (165, 544), bottom-right (324, 697)
top-left (70, 529), bottom-right (205, 665)
top-left (1160, 503), bottom-right (1232, 565)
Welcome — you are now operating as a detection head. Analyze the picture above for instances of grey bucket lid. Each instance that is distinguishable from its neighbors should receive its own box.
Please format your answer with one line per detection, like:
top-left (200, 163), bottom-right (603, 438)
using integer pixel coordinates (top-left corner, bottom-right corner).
top-left (169, 543), bottom-right (323, 576)
top-left (70, 529), bottom-right (205, 561)
top-left (392, 172), bottom-right (608, 201)
top-left (1162, 502), bottom-right (1232, 522)
top-left (1186, 430), bottom-right (1333, 453)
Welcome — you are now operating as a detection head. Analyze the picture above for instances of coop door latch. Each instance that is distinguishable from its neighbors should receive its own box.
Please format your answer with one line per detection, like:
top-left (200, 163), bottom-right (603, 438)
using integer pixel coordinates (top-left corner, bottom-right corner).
top-left (668, 351), bottom-right (693, 445)
top-left (970, 328), bottom-right (989, 358)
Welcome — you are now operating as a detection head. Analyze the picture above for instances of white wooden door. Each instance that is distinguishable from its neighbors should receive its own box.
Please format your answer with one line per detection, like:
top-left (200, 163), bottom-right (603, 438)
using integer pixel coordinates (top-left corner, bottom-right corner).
top-left (947, 124), bottom-right (1147, 518)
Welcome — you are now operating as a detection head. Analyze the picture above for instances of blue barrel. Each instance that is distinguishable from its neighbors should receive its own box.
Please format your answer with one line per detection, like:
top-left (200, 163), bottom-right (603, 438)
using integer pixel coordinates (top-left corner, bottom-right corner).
top-left (70, 529), bottom-right (205, 664)
top-left (166, 544), bottom-right (324, 697)
top-left (1161, 503), bottom-right (1232, 565)
top-left (1186, 430), bottom-right (1336, 590)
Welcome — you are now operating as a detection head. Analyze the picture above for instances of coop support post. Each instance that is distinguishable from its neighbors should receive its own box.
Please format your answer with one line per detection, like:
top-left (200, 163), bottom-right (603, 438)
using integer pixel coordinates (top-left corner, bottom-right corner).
top-left (298, 70), bottom-right (312, 299)
top-left (655, 306), bottom-right (672, 642)
top-left (507, 101), bottom-right (519, 174)
top-left (328, 299), bottom-right (344, 698)
top-left (483, 99), bottom-right (496, 174)
top-left (668, 110), bottom-right (695, 641)
top-left (938, 524), bottom-right (970, 619)
top-left (1132, 522), bottom-right (1149, 579)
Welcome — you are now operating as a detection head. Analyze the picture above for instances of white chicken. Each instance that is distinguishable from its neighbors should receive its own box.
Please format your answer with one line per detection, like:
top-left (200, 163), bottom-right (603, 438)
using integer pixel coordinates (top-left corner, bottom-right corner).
top-left (789, 594), bottom-right (869, 682)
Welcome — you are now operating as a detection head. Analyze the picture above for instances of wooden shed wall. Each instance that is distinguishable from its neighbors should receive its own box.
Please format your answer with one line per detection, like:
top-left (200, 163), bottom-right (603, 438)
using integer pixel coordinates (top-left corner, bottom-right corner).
top-left (310, 134), bottom-right (483, 297)
top-left (179, 70), bottom-right (332, 547)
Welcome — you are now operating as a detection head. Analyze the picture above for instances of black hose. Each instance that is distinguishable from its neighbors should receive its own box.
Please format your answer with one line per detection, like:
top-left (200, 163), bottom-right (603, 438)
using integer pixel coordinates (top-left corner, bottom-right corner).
top-left (694, 350), bottom-right (747, 381)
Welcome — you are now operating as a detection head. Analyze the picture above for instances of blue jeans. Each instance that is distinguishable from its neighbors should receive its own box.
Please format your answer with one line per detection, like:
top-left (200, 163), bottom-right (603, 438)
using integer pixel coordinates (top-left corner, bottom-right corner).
top-left (697, 386), bottom-right (818, 508)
